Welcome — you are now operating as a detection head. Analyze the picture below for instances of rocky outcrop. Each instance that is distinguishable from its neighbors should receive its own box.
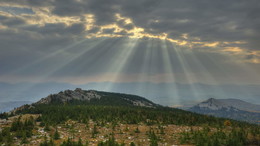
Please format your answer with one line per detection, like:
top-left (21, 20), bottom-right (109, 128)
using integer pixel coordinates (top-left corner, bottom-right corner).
top-left (35, 88), bottom-right (101, 104)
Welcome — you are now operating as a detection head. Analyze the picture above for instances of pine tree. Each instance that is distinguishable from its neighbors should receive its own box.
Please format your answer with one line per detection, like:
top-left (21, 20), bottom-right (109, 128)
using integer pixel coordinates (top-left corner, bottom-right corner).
top-left (77, 138), bottom-right (83, 146)
top-left (92, 124), bottom-right (98, 138)
top-left (134, 127), bottom-right (140, 133)
top-left (54, 128), bottom-right (60, 140)
top-left (40, 135), bottom-right (48, 146)
top-left (130, 142), bottom-right (136, 146)
top-left (148, 130), bottom-right (159, 146)
top-left (44, 123), bottom-right (50, 131)
top-left (85, 140), bottom-right (89, 146)
top-left (21, 131), bottom-right (28, 144)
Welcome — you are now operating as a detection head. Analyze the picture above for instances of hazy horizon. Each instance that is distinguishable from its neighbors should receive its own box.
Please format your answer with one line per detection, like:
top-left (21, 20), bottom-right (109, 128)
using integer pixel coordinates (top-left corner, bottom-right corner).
top-left (1, 81), bottom-right (260, 107)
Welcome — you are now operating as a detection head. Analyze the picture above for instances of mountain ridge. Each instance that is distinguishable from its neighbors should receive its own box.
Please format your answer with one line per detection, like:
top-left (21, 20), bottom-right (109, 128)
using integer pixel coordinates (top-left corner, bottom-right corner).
top-left (189, 98), bottom-right (260, 124)
top-left (218, 98), bottom-right (260, 112)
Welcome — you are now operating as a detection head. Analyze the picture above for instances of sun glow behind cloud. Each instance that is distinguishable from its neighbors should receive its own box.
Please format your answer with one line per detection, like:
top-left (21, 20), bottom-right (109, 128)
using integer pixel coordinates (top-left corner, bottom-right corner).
top-left (0, 3), bottom-right (259, 64)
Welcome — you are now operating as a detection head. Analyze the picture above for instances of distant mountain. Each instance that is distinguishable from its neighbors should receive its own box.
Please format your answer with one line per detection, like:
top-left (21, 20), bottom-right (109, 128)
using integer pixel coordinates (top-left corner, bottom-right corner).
top-left (219, 98), bottom-right (260, 112)
top-left (0, 101), bottom-right (32, 113)
top-left (189, 98), bottom-right (260, 123)
top-left (194, 98), bottom-right (231, 110)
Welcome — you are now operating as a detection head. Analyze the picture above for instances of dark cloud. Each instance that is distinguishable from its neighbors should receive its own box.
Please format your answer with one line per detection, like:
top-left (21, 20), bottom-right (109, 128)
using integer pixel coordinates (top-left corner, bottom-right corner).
top-left (23, 23), bottom-right (85, 35)
top-left (245, 54), bottom-right (254, 60)
top-left (116, 20), bottom-right (134, 30)
top-left (50, 0), bottom-right (121, 25)
top-left (1, 17), bottom-right (26, 26)
top-left (0, 0), bottom-right (51, 7)
top-left (102, 28), bottom-right (116, 34)
top-left (51, 0), bottom-right (87, 16)
top-left (1, 0), bottom-right (259, 50)
top-left (87, 26), bottom-right (100, 33)
top-left (118, 0), bottom-right (260, 50)
top-left (0, 6), bottom-right (34, 14)
top-left (0, 14), bottom-right (8, 20)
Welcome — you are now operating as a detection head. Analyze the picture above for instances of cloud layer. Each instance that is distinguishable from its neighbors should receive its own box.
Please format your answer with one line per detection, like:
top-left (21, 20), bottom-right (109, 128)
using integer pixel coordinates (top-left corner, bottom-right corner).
top-left (0, 0), bottom-right (260, 85)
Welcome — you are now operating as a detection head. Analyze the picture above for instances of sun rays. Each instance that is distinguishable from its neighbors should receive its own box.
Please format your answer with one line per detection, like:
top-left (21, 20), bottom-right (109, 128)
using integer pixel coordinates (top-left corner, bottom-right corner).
top-left (3, 36), bottom-right (260, 105)
top-left (155, 40), bottom-right (180, 104)
top-left (103, 38), bottom-right (139, 91)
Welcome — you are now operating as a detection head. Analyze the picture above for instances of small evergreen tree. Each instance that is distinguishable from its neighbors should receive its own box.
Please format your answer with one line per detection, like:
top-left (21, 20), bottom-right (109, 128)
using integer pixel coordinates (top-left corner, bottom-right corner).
top-left (44, 123), bottom-right (50, 131)
top-left (130, 142), bottom-right (136, 146)
top-left (77, 138), bottom-right (83, 146)
top-left (148, 130), bottom-right (159, 146)
top-left (21, 131), bottom-right (28, 144)
top-left (91, 124), bottom-right (98, 138)
top-left (134, 127), bottom-right (140, 133)
top-left (54, 128), bottom-right (60, 140)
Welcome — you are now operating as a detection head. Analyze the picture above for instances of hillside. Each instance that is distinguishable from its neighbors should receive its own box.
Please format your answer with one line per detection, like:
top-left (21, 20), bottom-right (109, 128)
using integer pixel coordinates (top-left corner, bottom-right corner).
top-left (11, 88), bottom-right (158, 114)
top-left (189, 98), bottom-right (260, 124)
top-left (0, 89), bottom-right (260, 146)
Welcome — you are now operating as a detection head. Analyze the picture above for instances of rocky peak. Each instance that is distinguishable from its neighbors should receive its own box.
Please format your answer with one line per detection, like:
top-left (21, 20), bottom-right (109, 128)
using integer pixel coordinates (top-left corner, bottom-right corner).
top-left (197, 98), bottom-right (230, 110)
top-left (35, 88), bottom-right (101, 104)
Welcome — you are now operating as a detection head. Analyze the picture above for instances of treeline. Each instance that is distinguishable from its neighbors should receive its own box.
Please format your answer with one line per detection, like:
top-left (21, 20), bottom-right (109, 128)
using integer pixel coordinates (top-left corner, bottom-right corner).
top-left (14, 103), bottom-right (253, 129)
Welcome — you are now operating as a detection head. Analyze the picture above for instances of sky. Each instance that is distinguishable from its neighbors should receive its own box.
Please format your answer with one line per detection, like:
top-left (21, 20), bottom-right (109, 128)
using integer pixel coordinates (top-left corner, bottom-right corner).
top-left (0, 0), bottom-right (260, 105)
